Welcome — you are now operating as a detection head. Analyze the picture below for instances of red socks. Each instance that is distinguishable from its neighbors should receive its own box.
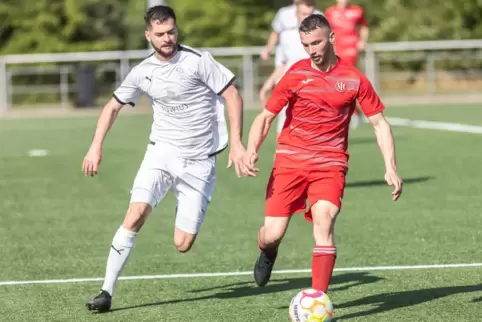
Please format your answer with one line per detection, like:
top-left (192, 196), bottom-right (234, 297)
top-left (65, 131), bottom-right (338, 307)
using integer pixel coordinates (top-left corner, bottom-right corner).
top-left (312, 245), bottom-right (337, 292)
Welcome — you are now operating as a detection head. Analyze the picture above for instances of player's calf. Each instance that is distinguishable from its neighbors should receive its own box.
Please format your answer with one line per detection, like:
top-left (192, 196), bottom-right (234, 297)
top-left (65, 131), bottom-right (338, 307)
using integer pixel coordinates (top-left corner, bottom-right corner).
top-left (310, 200), bottom-right (340, 293)
top-left (86, 202), bottom-right (152, 312)
top-left (254, 217), bottom-right (290, 287)
top-left (122, 202), bottom-right (153, 232)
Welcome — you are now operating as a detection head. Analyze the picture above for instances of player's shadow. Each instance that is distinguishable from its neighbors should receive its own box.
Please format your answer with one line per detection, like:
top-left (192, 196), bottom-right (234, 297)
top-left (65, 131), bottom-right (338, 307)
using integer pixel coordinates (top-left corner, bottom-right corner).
top-left (346, 176), bottom-right (432, 188)
top-left (335, 284), bottom-right (482, 320)
top-left (109, 272), bottom-right (383, 313)
top-left (189, 271), bottom-right (382, 296)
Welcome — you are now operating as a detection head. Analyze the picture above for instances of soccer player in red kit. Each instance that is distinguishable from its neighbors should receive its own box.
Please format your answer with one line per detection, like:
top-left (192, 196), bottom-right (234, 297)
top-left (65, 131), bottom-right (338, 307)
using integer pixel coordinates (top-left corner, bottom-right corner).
top-left (241, 14), bottom-right (402, 294)
top-left (325, 0), bottom-right (369, 128)
top-left (324, 0), bottom-right (368, 66)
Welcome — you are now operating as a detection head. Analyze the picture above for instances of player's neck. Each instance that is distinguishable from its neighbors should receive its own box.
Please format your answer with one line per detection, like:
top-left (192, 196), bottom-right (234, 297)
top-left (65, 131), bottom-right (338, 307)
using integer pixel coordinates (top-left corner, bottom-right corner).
top-left (311, 53), bottom-right (338, 73)
top-left (153, 47), bottom-right (178, 62)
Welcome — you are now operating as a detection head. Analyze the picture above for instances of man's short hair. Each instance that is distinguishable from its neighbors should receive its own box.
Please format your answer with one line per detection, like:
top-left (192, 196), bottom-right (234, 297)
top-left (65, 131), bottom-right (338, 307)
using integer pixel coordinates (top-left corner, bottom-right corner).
top-left (144, 5), bottom-right (176, 28)
top-left (295, 0), bottom-right (316, 6)
top-left (299, 14), bottom-right (331, 33)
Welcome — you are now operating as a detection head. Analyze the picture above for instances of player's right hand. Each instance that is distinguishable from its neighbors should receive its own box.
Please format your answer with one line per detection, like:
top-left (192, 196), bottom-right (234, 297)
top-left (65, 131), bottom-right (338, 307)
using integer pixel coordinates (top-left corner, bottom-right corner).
top-left (260, 49), bottom-right (270, 61)
top-left (82, 147), bottom-right (102, 177)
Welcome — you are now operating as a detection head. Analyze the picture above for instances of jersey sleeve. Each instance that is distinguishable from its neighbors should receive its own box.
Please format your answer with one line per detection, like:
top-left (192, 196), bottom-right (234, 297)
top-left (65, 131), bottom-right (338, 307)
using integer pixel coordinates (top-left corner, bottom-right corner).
top-left (265, 73), bottom-right (294, 114)
top-left (356, 73), bottom-right (385, 117)
top-left (271, 9), bottom-right (284, 33)
top-left (198, 51), bottom-right (236, 95)
top-left (113, 68), bottom-right (143, 106)
top-left (359, 8), bottom-right (368, 26)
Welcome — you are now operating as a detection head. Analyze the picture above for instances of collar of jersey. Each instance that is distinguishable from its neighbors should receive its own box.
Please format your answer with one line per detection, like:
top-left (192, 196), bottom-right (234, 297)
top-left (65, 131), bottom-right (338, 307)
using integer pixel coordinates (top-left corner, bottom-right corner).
top-left (149, 46), bottom-right (182, 65)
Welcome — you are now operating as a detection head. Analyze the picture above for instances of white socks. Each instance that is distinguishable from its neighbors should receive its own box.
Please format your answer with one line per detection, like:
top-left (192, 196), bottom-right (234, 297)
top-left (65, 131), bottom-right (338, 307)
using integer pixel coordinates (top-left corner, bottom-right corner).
top-left (101, 226), bottom-right (137, 296)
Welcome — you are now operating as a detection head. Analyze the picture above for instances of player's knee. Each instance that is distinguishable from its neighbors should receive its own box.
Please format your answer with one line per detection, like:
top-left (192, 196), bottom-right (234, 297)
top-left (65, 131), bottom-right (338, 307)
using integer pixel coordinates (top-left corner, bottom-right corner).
top-left (174, 229), bottom-right (196, 253)
top-left (311, 200), bottom-right (340, 244)
top-left (122, 202), bottom-right (152, 232)
top-left (312, 200), bottom-right (340, 224)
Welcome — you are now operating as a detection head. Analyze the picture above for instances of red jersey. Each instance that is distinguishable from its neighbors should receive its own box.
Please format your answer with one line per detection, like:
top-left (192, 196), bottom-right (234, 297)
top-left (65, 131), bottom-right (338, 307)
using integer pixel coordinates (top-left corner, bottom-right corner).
top-left (265, 58), bottom-right (384, 170)
top-left (325, 5), bottom-right (367, 59)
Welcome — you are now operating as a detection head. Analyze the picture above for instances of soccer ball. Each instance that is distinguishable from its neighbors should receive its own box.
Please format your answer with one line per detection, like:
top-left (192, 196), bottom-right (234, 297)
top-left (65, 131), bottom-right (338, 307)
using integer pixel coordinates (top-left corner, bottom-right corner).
top-left (289, 289), bottom-right (334, 322)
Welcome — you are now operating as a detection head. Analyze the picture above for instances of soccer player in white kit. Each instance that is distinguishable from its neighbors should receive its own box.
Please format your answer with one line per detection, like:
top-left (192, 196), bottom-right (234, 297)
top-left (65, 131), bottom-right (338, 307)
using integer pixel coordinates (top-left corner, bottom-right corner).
top-left (259, 0), bottom-right (320, 134)
top-left (82, 5), bottom-right (246, 312)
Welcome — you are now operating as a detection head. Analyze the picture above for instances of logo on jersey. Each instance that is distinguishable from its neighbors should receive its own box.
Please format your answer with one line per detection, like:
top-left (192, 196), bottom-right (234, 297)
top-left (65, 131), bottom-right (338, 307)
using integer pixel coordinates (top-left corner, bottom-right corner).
top-left (302, 79), bottom-right (314, 84)
top-left (335, 81), bottom-right (347, 92)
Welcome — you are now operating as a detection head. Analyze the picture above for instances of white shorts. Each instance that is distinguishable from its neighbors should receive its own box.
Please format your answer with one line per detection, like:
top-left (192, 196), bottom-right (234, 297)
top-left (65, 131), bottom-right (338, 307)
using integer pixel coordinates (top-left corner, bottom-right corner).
top-left (130, 144), bottom-right (216, 235)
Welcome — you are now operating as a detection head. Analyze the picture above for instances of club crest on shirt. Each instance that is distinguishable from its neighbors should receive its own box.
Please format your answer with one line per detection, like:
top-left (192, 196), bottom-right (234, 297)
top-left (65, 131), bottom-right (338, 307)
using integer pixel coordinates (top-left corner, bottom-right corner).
top-left (335, 81), bottom-right (347, 92)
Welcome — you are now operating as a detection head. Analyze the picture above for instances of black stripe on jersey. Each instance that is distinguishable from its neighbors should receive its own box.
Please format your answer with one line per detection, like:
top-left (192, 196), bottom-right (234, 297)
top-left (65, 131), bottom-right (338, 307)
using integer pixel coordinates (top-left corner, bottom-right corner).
top-left (209, 144), bottom-right (228, 157)
top-left (217, 76), bottom-right (236, 95)
top-left (178, 45), bottom-right (201, 57)
top-left (113, 94), bottom-right (135, 107)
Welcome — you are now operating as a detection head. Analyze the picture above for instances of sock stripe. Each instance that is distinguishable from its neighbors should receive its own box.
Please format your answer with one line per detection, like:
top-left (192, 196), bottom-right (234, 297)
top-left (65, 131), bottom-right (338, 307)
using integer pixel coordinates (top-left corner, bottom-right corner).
top-left (313, 246), bottom-right (336, 255)
top-left (313, 250), bottom-right (337, 255)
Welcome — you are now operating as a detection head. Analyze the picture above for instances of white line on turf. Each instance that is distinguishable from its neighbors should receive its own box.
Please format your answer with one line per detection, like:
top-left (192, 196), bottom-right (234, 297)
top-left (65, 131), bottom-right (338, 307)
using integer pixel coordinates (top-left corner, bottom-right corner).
top-left (1, 263), bottom-right (482, 286)
top-left (385, 117), bottom-right (482, 134)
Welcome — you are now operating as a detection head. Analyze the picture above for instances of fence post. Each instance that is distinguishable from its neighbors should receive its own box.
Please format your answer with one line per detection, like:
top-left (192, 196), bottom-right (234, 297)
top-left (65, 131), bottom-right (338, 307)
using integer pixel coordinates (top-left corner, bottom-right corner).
top-left (364, 47), bottom-right (379, 91)
top-left (0, 58), bottom-right (8, 114)
top-left (60, 66), bottom-right (70, 108)
top-left (242, 54), bottom-right (254, 106)
top-left (427, 53), bottom-right (436, 93)
top-left (119, 57), bottom-right (130, 84)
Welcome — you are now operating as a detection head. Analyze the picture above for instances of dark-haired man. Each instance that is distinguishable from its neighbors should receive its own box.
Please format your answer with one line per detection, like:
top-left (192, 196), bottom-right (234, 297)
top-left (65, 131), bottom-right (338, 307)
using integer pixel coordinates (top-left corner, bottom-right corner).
top-left (243, 14), bottom-right (402, 295)
top-left (83, 5), bottom-right (246, 312)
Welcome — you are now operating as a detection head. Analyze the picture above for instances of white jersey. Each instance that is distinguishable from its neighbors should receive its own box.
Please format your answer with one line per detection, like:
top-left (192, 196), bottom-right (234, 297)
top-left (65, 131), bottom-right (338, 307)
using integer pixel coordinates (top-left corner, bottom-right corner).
top-left (272, 5), bottom-right (324, 68)
top-left (113, 44), bottom-right (234, 159)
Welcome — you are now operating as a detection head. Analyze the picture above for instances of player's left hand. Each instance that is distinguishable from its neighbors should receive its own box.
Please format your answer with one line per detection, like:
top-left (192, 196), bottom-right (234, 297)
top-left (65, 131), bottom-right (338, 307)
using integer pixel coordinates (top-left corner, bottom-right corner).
top-left (227, 142), bottom-right (247, 178)
top-left (242, 150), bottom-right (259, 177)
top-left (384, 170), bottom-right (403, 201)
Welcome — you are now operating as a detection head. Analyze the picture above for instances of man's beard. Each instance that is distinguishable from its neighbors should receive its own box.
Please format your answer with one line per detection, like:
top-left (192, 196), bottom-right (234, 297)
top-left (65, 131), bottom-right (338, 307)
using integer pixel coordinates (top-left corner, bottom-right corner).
top-left (151, 41), bottom-right (177, 59)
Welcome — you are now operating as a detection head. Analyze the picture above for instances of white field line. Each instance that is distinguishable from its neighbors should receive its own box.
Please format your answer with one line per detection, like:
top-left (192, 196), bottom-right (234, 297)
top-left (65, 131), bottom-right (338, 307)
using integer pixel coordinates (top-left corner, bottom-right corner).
top-left (385, 117), bottom-right (482, 134)
top-left (1, 262), bottom-right (482, 286)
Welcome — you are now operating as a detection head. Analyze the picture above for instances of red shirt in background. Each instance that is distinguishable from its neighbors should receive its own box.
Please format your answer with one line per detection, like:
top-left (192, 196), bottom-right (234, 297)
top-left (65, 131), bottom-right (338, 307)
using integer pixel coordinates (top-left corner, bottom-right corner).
top-left (325, 5), bottom-right (367, 64)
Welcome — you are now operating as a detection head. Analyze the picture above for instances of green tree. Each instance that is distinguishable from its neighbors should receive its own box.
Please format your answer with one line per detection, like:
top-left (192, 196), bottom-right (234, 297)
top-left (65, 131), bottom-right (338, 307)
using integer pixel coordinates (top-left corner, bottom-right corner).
top-left (0, 0), bottom-right (127, 54)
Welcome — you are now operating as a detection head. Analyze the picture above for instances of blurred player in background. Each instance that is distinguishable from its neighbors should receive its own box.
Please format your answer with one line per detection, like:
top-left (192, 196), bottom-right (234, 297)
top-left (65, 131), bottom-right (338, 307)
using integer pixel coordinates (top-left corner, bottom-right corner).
top-left (243, 14), bottom-right (402, 294)
top-left (325, 0), bottom-right (369, 129)
top-left (82, 5), bottom-right (246, 312)
top-left (260, 0), bottom-right (322, 135)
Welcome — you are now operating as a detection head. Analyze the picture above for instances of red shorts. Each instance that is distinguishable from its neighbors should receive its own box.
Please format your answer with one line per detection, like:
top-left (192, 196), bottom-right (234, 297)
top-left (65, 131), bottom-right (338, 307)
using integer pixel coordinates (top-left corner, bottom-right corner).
top-left (265, 167), bottom-right (346, 221)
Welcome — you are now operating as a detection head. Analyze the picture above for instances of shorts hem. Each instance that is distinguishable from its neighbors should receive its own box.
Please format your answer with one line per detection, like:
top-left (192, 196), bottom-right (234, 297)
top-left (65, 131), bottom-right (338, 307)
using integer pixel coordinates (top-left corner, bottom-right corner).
top-left (130, 187), bottom-right (157, 208)
top-left (265, 207), bottom-right (306, 218)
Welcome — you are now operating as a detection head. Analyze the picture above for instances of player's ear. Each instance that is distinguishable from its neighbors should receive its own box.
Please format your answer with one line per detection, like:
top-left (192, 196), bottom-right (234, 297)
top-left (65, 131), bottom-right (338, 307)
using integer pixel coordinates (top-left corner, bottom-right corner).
top-left (329, 31), bottom-right (335, 44)
top-left (145, 30), bottom-right (151, 42)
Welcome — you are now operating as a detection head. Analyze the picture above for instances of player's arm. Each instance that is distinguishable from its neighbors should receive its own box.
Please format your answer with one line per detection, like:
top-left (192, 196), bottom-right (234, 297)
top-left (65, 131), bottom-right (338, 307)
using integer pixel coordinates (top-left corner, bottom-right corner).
top-left (261, 31), bottom-right (280, 60)
top-left (221, 84), bottom-right (244, 150)
top-left (357, 9), bottom-right (369, 51)
top-left (260, 9), bottom-right (283, 60)
top-left (357, 74), bottom-right (402, 200)
top-left (244, 75), bottom-right (293, 176)
top-left (259, 63), bottom-right (286, 104)
top-left (198, 51), bottom-right (246, 177)
top-left (82, 69), bottom-right (142, 177)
